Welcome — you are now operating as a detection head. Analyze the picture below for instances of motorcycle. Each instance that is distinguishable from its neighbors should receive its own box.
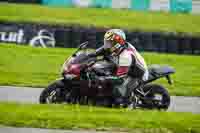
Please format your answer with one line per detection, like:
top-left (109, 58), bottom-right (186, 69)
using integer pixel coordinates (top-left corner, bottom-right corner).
top-left (39, 41), bottom-right (175, 110)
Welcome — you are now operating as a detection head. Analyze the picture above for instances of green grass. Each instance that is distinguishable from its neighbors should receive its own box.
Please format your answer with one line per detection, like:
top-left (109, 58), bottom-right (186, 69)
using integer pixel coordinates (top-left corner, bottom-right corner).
top-left (0, 3), bottom-right (200, 34)
top-left (0, 102), bottom-right (199, 133)
top-left (0, 43), bottom-right (200, 96)
top-left (0, 44), bottom-right (76, 87)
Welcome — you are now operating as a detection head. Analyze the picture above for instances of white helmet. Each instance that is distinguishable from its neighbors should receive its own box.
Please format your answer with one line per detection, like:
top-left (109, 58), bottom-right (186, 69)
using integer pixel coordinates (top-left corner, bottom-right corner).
top-left (103, 29), bottom-right (126, 54)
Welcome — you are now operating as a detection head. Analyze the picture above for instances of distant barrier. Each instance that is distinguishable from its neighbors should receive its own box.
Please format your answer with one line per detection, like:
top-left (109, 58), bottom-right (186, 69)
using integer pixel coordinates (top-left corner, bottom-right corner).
top-left (192, 1), bottom-right (200, 14)
top-left (1, 0), bottom-right (199, 14)
top-left (0, 22), bottom-right (200, 54)
top-left (41, 0), bottom-right (194, 13)
top-left (1, 0), bottom-right (40, 4)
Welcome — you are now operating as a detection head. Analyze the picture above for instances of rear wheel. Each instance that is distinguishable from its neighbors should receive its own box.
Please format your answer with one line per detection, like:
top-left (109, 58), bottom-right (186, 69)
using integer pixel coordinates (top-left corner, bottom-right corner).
top-left (39, 80), bottom-right (67, 104)
top-left (142, 84), bottom-right (170, 110)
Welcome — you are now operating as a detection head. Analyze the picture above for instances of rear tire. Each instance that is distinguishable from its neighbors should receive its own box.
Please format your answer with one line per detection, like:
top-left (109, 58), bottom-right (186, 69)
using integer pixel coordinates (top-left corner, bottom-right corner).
top-left (142, 84), bottom-right (170, 110)
top-left (39, 80), bottom-right (66, 104)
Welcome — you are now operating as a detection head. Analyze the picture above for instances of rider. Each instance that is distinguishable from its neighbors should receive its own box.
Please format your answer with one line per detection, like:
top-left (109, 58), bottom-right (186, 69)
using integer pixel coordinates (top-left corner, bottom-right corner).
top-left (88, 29), bottom-right (149, 104)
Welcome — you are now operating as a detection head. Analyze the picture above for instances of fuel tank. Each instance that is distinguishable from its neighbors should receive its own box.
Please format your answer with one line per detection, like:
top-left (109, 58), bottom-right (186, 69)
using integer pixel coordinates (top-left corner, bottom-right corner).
top-left (92, 61), bottom-right (116, 76)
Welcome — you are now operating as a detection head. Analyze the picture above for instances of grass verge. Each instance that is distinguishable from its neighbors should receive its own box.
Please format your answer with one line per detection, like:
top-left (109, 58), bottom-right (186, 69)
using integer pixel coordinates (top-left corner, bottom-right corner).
top-left (0, 102), bottom-right (199, 133)
top-left (0, 3), bottom-right (200, 34)
top-left (0, 43), bottom-right (200, 96)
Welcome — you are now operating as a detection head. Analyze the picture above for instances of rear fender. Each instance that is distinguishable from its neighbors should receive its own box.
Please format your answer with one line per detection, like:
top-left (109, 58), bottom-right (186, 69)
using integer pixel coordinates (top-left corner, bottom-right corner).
top-left (144, 65), bottom-right (175, 85)
top-left (165, 75), bottom-right (173, 85)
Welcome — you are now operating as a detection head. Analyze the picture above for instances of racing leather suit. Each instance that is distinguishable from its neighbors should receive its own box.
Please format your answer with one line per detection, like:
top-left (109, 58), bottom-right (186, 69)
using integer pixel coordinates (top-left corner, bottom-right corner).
top-left (88, 42), bottom-right (148, 98)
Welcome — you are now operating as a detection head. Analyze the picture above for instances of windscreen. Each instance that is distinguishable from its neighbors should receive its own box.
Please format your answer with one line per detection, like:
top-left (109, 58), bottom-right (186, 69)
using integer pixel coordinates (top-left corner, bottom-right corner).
top-left (70, 50), bottom-right (95, 64)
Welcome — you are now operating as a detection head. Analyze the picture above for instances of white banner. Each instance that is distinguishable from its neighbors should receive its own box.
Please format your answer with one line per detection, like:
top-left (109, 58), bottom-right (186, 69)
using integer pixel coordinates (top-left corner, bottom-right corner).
top-left (112, 0), bottom-right (131, 9)
top-left (73, 0), bottom-right (92, 7)
top-left (192, 1), bottom-right (200, 14)
top-left (150, 0), bottom-right (170, 12)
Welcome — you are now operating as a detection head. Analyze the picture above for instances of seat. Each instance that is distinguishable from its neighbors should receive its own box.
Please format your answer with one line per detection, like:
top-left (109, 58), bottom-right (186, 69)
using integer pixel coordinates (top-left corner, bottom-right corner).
top-left (148, 65), bottom-right (175, 80)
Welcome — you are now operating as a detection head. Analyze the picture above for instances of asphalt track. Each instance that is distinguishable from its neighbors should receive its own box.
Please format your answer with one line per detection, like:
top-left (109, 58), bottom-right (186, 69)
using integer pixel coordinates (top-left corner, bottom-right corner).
top-left (0, 86), bottom-right (200, 113)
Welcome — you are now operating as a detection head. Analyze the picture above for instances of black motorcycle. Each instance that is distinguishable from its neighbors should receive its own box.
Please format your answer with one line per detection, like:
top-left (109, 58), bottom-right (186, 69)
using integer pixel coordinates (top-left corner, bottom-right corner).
top-left (39, 42), bottom-right (175, 110)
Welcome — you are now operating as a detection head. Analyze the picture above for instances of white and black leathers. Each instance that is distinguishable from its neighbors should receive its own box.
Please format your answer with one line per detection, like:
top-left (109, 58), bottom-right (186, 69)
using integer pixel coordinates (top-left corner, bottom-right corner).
top-left (88, 42), bottom-right (148, 97)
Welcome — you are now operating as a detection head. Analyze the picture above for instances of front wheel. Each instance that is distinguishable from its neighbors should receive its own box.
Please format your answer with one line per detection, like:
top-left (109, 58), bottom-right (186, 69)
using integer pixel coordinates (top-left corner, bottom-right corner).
top-left (141, 84), bottom-right (171, 110)
top-left (39, 80), bottom-right (67, 104)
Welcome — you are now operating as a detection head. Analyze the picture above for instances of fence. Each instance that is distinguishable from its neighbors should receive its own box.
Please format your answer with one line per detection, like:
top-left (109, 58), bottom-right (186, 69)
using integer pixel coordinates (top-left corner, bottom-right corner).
top-left (1, 0), bottom-right (200, 14)
top-left (0, 22), bottom-right (200, 54)
top-left (41, 0), bottom-right (196, 13)
top-left (192, 1), bottom-right (200, 14)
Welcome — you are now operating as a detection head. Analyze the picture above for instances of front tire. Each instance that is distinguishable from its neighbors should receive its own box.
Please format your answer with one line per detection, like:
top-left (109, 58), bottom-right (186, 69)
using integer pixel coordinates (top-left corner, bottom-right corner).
top-left (39, 80), bottom-right (66, 104)
top-left (142, 84), bottom-right (170, 110)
